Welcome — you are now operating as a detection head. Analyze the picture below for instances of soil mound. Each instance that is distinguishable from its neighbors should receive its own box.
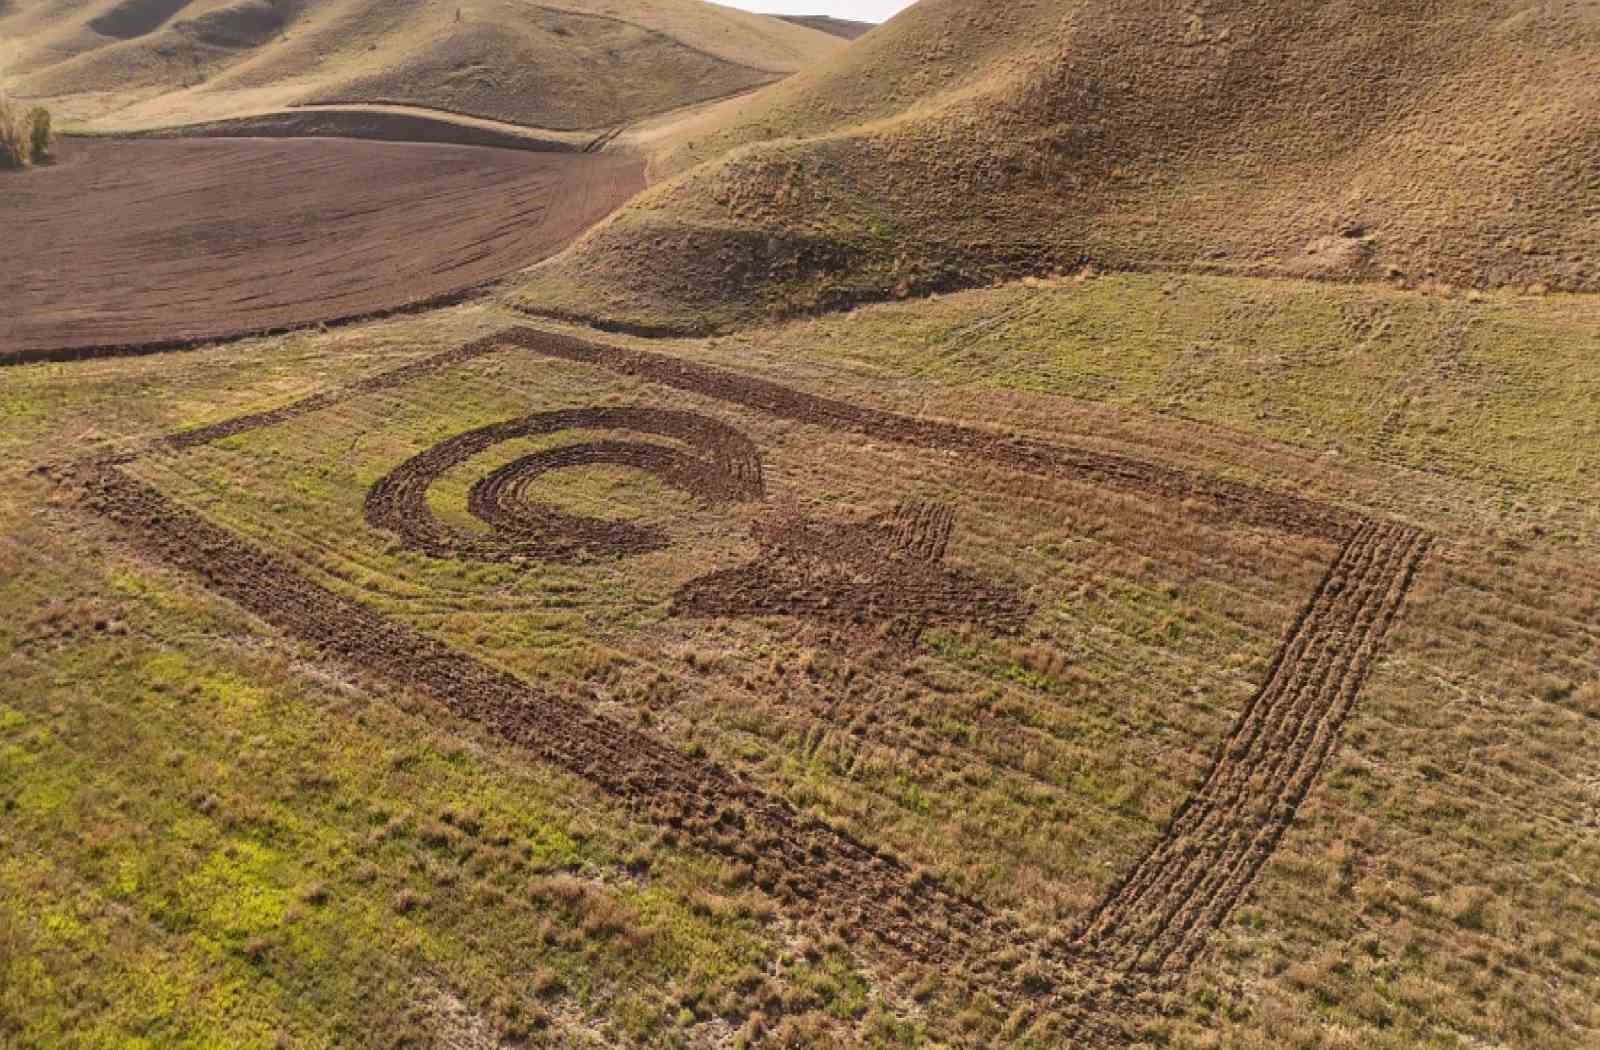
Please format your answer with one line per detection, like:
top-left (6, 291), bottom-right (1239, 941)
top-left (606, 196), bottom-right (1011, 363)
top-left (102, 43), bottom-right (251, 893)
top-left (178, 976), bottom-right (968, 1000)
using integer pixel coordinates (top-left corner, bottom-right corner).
top-left (516, 0), bottom-right (1600, 331)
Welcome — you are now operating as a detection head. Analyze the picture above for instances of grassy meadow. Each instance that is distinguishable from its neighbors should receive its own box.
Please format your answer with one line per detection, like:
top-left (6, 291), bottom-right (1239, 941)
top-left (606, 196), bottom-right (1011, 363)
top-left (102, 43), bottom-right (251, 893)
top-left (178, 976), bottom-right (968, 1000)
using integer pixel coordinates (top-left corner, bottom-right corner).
top-left (2, 274), bottom-right (1597, 1048)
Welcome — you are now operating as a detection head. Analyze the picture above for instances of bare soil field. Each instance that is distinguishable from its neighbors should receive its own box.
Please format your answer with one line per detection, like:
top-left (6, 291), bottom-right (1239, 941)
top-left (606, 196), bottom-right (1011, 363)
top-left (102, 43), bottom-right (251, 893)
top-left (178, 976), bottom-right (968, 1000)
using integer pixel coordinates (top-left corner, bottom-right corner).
top-left (0, 137), bottom-right (642, 362)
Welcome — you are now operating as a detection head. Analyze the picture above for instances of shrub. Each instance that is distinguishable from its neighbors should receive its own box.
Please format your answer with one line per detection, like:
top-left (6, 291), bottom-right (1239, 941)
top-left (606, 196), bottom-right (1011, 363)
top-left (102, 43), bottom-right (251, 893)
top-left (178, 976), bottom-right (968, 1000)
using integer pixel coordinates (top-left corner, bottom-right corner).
top-left (28, 106), bottom-right (52, 163)
top-left (0, 94), bottom-right (27, 170)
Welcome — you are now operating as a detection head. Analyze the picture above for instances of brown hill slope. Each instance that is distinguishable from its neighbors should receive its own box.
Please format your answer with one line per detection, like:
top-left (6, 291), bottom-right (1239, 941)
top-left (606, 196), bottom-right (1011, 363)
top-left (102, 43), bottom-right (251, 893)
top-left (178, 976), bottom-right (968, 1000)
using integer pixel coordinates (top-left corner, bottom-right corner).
top-left (775, 14), bottom-right (873, 40)
top-left (0, 0), bottom-right (844, 130)
top-left (515, 0), bottom-right (1600, 332)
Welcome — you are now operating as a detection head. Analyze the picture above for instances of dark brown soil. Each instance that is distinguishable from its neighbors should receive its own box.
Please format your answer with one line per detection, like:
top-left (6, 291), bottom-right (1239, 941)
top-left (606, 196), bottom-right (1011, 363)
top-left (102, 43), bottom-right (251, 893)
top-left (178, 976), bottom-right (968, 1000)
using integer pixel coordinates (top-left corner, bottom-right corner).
top-left (674, 501), bottom-right (1031, 642)
top-left (66, 327), bottom-right (1433, 1042)
top-left (0, 138), bottom-right (642, 363)
top-left (118, 108), bottom-right (579, 152)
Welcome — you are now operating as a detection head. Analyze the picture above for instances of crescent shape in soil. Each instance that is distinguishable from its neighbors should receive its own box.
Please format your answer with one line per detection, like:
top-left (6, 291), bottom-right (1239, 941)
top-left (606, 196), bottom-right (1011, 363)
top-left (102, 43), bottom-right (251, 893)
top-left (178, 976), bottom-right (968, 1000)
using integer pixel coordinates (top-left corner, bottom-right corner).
top-left (365, 406), bottom-right (764, 562)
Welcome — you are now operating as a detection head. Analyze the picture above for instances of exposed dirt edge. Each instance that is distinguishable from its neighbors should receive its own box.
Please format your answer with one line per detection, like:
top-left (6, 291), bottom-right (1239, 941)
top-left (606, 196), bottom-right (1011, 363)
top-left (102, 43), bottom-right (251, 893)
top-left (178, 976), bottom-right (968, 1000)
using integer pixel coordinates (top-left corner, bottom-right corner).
top-left (526, 217), bottom-right (1580, 340)
top-left (102, 108), bottom-right (580, 153)
top-left (0, 280), bottom-right (500, 369)
top-left (510, 304), bottom-right (712, 340)
top-left (298, 66), bottom-right (784, 135)
top-left (582, 125), bottom-right (626, 154)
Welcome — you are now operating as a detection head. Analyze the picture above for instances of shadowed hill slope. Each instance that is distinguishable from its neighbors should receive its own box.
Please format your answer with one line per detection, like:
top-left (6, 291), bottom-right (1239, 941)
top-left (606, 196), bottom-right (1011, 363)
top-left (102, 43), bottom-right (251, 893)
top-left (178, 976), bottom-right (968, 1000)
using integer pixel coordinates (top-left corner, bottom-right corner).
top-left (514, 0), bottom-right (1600, 332)
top-left (0, 0), bottom-right (844, 130)
top-left (775, 14), bottom-right (873, 40)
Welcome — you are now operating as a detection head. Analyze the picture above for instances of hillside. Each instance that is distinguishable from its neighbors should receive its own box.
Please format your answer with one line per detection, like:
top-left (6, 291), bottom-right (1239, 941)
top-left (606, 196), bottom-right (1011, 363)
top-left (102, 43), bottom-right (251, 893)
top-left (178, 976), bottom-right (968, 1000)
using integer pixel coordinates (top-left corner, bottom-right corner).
top-left (5, 0), bottom-right (1600, 1045)
top-left (775, 14), bottom-right (874, 40)
top-left (514, 0), bottom-right (1600, 332)
top-left (0, 0), bottom-right (845, 131)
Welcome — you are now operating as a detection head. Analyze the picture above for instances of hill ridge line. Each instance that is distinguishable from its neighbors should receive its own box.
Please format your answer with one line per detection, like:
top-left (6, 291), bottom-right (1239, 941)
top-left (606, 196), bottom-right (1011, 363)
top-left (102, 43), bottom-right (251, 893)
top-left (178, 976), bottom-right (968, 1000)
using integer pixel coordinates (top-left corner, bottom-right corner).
top-left (531, 2), bottom-right (795, 76)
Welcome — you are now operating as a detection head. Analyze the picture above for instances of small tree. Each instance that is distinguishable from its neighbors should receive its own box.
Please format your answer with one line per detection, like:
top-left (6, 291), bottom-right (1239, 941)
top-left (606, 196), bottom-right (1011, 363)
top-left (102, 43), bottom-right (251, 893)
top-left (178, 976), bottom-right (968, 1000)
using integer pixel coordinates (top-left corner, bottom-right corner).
top-left (28, 106), bottom-right (51, 163)
top-left (0, 92), bottom-right (27, 170)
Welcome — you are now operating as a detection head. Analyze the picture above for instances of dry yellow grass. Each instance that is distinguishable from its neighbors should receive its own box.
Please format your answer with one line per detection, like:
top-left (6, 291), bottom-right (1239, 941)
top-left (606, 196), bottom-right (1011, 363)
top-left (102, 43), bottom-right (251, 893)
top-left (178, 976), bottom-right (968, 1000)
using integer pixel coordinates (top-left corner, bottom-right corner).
top-left (0, 0), bottom-right (845, 132)
top-left (513, 0), bottom-right (1600, 332)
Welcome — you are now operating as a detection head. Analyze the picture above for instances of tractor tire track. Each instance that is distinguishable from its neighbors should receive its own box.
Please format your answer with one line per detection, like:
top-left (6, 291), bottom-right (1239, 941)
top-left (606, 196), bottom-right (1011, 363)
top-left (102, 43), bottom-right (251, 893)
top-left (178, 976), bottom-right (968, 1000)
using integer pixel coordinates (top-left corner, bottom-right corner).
top-left (1065, 521), bottom-right (1431, 979)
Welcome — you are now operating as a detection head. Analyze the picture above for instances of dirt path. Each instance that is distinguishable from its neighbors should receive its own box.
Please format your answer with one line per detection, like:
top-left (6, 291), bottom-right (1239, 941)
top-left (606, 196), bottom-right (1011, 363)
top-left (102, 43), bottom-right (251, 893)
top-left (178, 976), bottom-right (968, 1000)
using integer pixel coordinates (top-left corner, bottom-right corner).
top-left (0, 140), bottom-right (642, 364)
top-left (63, 328), bottom-right (1433, 1041)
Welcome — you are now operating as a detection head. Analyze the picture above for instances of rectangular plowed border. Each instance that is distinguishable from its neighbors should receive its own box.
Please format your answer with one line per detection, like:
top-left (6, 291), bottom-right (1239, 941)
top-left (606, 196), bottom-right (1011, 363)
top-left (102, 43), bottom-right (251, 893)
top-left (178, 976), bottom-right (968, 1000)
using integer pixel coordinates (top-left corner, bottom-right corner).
top-left (67, 328), bottom-right (1432, 1042)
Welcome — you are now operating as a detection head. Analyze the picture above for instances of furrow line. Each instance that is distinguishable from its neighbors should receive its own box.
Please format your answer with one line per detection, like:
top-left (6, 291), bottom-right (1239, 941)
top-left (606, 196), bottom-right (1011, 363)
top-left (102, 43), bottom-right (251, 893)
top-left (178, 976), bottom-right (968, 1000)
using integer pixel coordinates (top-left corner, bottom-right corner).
top-left (1065, 522), bottom-right (1384, 951)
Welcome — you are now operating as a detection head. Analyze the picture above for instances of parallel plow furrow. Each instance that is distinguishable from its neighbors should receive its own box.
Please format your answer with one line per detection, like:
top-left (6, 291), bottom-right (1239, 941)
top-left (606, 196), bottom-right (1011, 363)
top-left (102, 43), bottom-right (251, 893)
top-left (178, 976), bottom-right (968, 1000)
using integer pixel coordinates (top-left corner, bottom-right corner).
top-left (1066, 521), bottom-right (1432, 976)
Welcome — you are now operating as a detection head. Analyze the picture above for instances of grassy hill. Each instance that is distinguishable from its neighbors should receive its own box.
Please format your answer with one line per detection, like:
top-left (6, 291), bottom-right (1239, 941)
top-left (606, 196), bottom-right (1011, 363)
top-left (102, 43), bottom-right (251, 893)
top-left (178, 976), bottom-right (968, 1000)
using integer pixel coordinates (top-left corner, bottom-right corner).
top-left (5, 2), bottom-right (1599, 1047)
top-left (0, 0), bottom-right (845, 130)
top-left (512, 0), bottom-right (1600, 332)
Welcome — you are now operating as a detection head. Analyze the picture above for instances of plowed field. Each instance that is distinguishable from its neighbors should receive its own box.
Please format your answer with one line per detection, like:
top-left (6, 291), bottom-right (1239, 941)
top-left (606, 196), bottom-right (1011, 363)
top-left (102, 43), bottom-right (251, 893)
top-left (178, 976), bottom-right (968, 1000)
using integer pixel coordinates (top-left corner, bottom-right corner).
top-left (6, 272), bottom-right (1598, 1048)
top-left (0, 138), bottom-right (642, 363)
